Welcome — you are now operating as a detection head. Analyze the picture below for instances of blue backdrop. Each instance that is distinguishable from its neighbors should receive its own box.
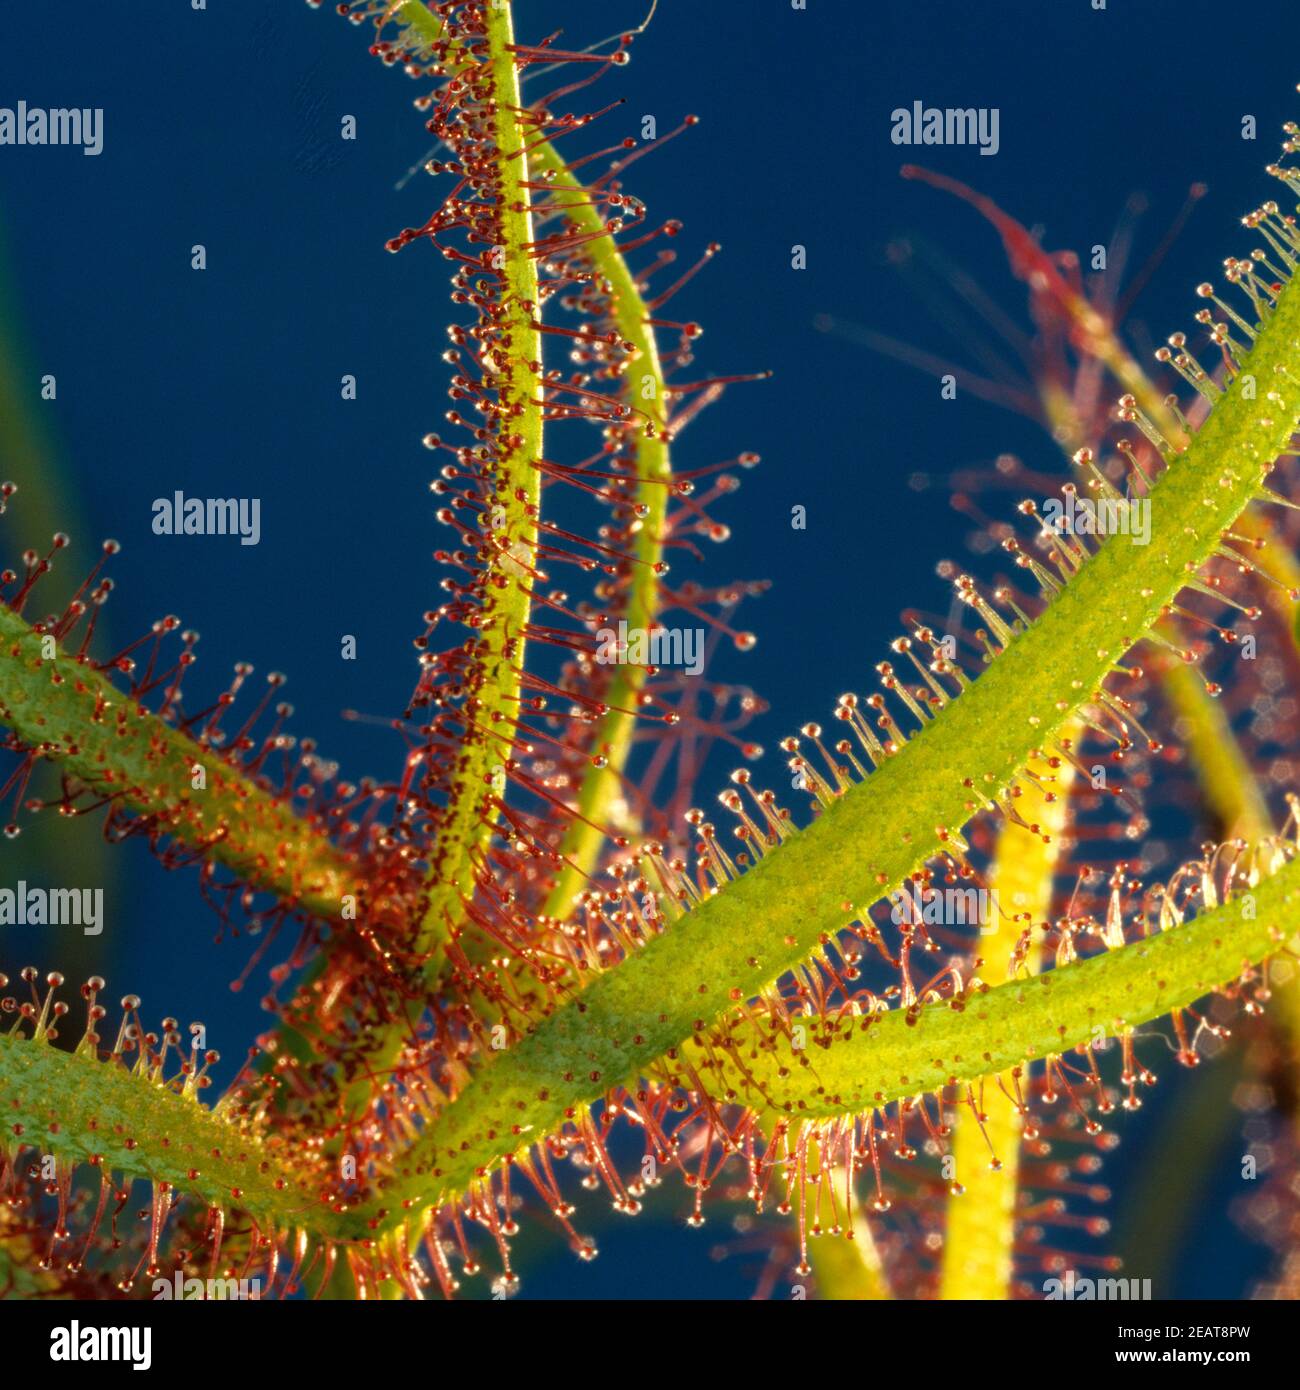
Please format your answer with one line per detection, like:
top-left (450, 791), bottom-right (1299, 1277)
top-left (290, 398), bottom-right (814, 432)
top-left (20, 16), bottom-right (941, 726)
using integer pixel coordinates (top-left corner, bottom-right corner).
top-left (1, 0), bottom-right (1295, 1299)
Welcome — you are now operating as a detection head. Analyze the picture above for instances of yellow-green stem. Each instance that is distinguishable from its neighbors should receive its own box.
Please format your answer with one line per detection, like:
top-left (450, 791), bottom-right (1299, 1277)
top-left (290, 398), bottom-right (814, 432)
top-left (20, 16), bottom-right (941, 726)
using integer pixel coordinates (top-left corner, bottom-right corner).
top-left (0, 605), bottom-right (353, 917)
top-left (387, 0), bottom-right (671, 927)
top-left (939, 739), bottom-right (1076, 1299)
top-left (1162, 658), bottom-right (1274, 842)
top-left (807, 1138), bottom-right (891, 1300)
top-left (529, 137), bottom-right (671, 921)
top-left (414, 0), bottom-right (542, 971)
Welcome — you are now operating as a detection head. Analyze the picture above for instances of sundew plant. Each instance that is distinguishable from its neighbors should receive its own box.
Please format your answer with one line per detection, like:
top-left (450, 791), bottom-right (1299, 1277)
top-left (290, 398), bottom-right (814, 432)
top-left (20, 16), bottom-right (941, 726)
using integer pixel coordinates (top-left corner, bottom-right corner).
top-left (3, 0), bottom-right (1300, 1317)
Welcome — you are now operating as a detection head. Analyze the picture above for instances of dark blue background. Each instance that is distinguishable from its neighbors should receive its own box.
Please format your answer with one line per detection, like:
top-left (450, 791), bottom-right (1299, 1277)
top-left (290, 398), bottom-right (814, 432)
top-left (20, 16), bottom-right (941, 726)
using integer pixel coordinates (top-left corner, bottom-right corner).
top-left (0, 0), bottom-right (1295, 1298)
